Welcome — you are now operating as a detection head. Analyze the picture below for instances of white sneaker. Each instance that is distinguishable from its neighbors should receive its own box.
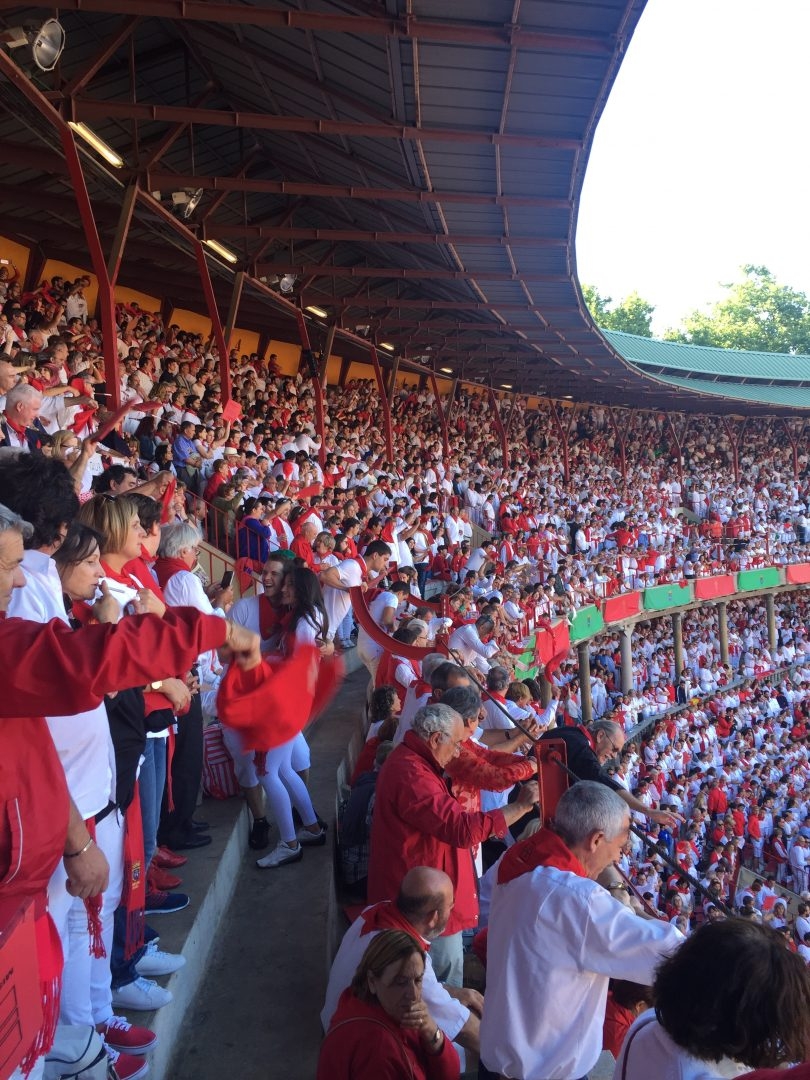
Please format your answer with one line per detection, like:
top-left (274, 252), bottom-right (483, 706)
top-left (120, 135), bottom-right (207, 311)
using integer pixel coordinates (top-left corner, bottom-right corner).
top-left (135, 940), bottom-right (187, 977)
top-left (111, 976), bottom-right (173, 1011)
top-left (256, 841), bottom-right (303, 869)
top-left (295, 824), bottom-right (327, 847)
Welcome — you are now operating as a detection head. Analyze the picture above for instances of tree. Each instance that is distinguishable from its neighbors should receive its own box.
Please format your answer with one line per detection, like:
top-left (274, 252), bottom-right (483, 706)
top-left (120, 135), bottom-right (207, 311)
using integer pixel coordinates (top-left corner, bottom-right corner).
top-left (664, 265), bottom-right (810, 354)
top-left (581, 285), bottom-right (654, 337)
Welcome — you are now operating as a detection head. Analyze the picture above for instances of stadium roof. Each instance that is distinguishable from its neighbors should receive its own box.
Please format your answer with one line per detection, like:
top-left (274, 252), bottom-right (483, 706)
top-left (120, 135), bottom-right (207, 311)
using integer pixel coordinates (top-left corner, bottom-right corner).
top-left (602, 330), bottom-right (810, 410)
top-left (0, 1), bottom-right (805, 415)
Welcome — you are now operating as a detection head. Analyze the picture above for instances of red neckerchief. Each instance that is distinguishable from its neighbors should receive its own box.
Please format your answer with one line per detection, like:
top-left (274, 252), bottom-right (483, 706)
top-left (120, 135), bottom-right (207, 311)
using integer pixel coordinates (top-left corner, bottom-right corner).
top-left (412, 678), bottom-right (432, 698)
top-left (498, 828), bottom-right (588, 885)
top-left (4, 415), bottom-right (29, 437)
top-left (154, 556), bottom-right (189, 590)
top-left (259, 595), bottom-right (283, 640)
top-left (358, 901), bottom-right (428, 949)
top-left (577, 724), bottom-right (597, 751)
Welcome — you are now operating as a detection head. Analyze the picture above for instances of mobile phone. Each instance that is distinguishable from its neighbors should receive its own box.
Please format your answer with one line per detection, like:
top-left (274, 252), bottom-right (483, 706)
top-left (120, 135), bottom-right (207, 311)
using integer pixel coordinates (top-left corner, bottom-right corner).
top-left (220, 569), bottom-right (234, 590)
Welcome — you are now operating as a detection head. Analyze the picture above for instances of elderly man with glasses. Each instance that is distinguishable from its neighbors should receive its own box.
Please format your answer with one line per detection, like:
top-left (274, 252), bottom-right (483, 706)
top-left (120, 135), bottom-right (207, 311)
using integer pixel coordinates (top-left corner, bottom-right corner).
top-left (368, 701), bottom-right (539, 990)
top-left (538, 717), bottom-right (681, 831)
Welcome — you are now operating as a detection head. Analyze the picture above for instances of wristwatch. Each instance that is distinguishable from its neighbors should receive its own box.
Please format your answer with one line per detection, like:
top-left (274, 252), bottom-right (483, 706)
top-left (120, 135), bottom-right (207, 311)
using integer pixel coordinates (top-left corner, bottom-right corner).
top-left (150, 680), bottom-right (164, 691)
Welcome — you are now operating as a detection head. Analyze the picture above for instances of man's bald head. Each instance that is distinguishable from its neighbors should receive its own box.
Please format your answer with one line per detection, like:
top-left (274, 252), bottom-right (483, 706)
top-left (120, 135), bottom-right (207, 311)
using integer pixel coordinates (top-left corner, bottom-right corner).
top-left (396, 867), bottom-right (454, 940)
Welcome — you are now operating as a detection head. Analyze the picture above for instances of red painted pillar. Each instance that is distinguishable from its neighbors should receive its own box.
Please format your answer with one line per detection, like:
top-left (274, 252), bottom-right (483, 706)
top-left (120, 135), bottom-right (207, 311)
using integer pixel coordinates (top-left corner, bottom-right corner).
top-left (487, 387), bottom-right (508, 467)
top-left (193, 241), bottom-right (232, 406)
top-left (370, 345), bottom-right (394, 462)
top-left (665, 414), bottom-right (684, 489)
top-left (429, 371), bottom-right (450, 458)
top-left (295, 310), bottom-right (327, 468)
top-left (549, 400), bottom-right (573, 485)
top-left (59, 128), bottom-right (121, 409)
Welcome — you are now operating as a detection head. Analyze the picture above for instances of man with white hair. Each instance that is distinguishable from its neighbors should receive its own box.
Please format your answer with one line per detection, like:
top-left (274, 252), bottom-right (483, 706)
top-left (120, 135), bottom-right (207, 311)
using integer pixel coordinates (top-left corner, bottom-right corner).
top-left (368, 701), bottom-right (538, 987)
top-left (480, 782), bottom-right (683, 1080)
top-left (0, 381), bottom-right (46, 451)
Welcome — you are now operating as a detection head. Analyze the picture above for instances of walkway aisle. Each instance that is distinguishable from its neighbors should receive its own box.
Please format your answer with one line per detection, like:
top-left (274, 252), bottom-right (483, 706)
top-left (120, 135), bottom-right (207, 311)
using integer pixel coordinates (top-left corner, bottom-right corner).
top-left (170, 669), bottom-right (367, 1080)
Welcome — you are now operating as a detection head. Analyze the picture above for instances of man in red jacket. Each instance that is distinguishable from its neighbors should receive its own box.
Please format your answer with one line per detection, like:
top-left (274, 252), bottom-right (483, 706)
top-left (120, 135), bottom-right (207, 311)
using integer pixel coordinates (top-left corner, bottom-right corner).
top-left (367, 701), bottom-right (538, 987)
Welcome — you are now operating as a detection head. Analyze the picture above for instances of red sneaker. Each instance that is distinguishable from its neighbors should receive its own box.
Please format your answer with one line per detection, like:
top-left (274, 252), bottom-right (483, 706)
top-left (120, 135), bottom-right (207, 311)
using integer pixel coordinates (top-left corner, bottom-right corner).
top-left (147, 864), bottom-right (182, 890)
top-left (152, 846), bottom-right (187, 869)
top-left (98, 1017), bottom-right (157, 1055)
top-left (105, 1046), bottom-right (149, 1080)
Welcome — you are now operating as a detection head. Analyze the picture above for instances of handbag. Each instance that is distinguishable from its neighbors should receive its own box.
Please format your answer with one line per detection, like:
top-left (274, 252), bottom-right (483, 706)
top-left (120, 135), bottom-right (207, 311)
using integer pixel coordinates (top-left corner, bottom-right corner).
top-left (44, 1025), bottom-right (112, 1079)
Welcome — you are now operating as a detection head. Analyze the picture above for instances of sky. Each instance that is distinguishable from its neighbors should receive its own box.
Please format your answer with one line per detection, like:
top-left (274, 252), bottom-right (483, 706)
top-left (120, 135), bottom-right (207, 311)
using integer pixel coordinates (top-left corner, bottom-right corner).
top-left (575, 0), bottom-right (810, 336)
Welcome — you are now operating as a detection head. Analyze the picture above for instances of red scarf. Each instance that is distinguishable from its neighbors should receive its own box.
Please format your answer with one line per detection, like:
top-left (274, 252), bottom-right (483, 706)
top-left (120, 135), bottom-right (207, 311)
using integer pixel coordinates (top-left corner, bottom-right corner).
top-left (259, 595), bottom-right (284, 640)
top-left (497, 828), bottom-right (587, 886)
top-left (83, 819), bottom-right (105, 960)
top-left (121, 787), bottom-right (146, 960)
top-left (154, 556), bottom-right (189, 590)
top-left (358, 901), bottom-right (429, 949)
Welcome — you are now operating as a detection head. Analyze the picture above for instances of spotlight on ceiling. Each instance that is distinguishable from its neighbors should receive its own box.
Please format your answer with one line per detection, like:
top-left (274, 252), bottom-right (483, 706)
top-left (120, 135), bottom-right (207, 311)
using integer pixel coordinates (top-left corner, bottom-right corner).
top-left (279, 274), bottom-right (297, 295)
top-left (355, 325), bottom-right (371, 338)
top-left (171, 188), bottom-right (203, 219)
top-left (2, 18), bottom-right (65, 72)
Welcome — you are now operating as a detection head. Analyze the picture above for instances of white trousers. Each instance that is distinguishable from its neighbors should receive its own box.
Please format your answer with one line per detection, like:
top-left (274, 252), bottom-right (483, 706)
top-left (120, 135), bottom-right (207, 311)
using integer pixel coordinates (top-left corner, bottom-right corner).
top-left (47, 811), bottom-right (125, 1027)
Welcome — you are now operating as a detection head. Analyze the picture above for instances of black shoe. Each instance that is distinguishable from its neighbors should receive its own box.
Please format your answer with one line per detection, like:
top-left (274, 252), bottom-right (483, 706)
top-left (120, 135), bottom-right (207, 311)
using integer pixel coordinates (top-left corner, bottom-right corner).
top-left (169, 833), bottom-right (212, 851)
top-left (248, 817), bottom-right (271, 850)
top-left (191, 820), bottom-right (210, 832)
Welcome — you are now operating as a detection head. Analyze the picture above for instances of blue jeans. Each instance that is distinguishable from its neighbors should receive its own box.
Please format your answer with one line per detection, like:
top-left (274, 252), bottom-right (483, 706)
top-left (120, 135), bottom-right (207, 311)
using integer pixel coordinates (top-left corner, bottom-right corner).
top-left (139, 737), bottom-right (167, 869)
top-left (110, 909), bottom-right (157, 990)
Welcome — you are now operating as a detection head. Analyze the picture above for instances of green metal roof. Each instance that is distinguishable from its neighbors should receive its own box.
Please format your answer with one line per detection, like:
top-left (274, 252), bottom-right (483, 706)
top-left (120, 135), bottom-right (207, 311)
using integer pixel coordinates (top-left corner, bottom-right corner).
top-left (598, 329), bottom-right (810, 411)
top-left (602, 329), bottom-right (810, 381)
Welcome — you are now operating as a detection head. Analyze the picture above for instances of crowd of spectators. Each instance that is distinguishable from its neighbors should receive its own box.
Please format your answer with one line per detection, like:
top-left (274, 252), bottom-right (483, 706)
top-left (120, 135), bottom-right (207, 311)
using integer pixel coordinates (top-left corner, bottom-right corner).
top-left (6, 258), bottom-right (810, 1079)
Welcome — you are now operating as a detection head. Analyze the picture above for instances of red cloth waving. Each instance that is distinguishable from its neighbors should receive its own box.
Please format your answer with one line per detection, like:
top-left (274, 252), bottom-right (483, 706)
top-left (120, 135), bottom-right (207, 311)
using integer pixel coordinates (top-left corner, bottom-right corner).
top-left (217, 647), bottom-right (343, 750)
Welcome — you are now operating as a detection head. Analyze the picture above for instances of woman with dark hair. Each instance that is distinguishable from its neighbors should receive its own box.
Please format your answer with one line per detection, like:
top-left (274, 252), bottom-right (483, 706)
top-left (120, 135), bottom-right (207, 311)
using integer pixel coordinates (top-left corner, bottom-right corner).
top-left (318, 929), bottom-right (459, 1080)
top-left (146, 442), bottom-right (176, 478)
top-left (615, 919), bottom-right (810, 1078)
top-left (255, 563), bottom-right (328, 869)
top-left (281, 563), bottom-right (330, 651)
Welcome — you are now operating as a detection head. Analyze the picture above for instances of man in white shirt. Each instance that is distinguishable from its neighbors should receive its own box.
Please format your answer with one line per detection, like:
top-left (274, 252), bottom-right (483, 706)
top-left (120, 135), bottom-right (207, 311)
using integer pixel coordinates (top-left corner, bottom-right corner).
top-left (448, 614), bottom-right (500, 674)
top-left (480, 782), bottom-right (682, 1080)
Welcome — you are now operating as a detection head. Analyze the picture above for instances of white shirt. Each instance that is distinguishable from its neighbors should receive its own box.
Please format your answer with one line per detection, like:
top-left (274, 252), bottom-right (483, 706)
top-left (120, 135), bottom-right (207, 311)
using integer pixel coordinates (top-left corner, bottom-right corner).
top-left (448, 622), bottom-right (499, 672)
top-left (8, 549), bottom-right (115, 817)
top-left (614, 1011), bottom-right (743, 1080)
top-left (480, 863), bottom-right (683, 1080)
top-left (320, 903), bottom-right (469, 1040)
top-left (356, 589), bottom-right (398, 663)
top-left (321, 558), bottom-right (364, 642)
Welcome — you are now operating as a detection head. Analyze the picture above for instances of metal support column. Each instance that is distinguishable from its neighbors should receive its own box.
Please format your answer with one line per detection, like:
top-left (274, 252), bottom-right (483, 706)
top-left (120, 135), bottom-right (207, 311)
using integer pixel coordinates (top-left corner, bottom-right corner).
top-left (59, 127), bottom-right (122, 409)
top-left (370, 345), bottom-right (394, 461)
top-left (193, 241), bottom-right (232, 405)
top-left (487, 386), bottom-right (508, 467)
top-left (577, 641), bottom-right (592, 724)
top-left (223, 270), bottom-right (246, 355)
top-left (717, 601), bottom-right (729, 664)
top-left (429, 371), bottom-right (450, 458)
top-left (765, 593), bottom-right (777, 652)
top-left (294, 310), bottom-right (326, 467)
top-left (620, 627), bottom-right (633, 694)
top-left (672, 611), bottom-right (684, 676)
top-left (549, 400), bottom-right (576, 485)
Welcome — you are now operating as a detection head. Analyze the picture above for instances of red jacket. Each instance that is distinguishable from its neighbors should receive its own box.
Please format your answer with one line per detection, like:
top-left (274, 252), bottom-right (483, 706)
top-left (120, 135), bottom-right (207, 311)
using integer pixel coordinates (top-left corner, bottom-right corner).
top-left (368, 731), bottom-right (508, 934)
top-left (318, 989), bottom-right (460, 1080)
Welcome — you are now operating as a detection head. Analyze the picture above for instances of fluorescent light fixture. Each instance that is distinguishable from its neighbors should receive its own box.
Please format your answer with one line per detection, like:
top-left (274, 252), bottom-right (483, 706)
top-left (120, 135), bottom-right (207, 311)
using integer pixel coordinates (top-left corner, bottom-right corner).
top-left (440, 367), bottom-right (453, 374)
top-left (67, 121), bottom-right (124, 168)
top-left (379, 342), bottom-right (395, 352)
top-left (204, 239), bottom-right (238, 265)
top-left (501, 383), bottom-right (513, 389)
top-left (562, 394), bottom-right (573, 400)
top-left (305, 305), bottom-right (328, 318)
